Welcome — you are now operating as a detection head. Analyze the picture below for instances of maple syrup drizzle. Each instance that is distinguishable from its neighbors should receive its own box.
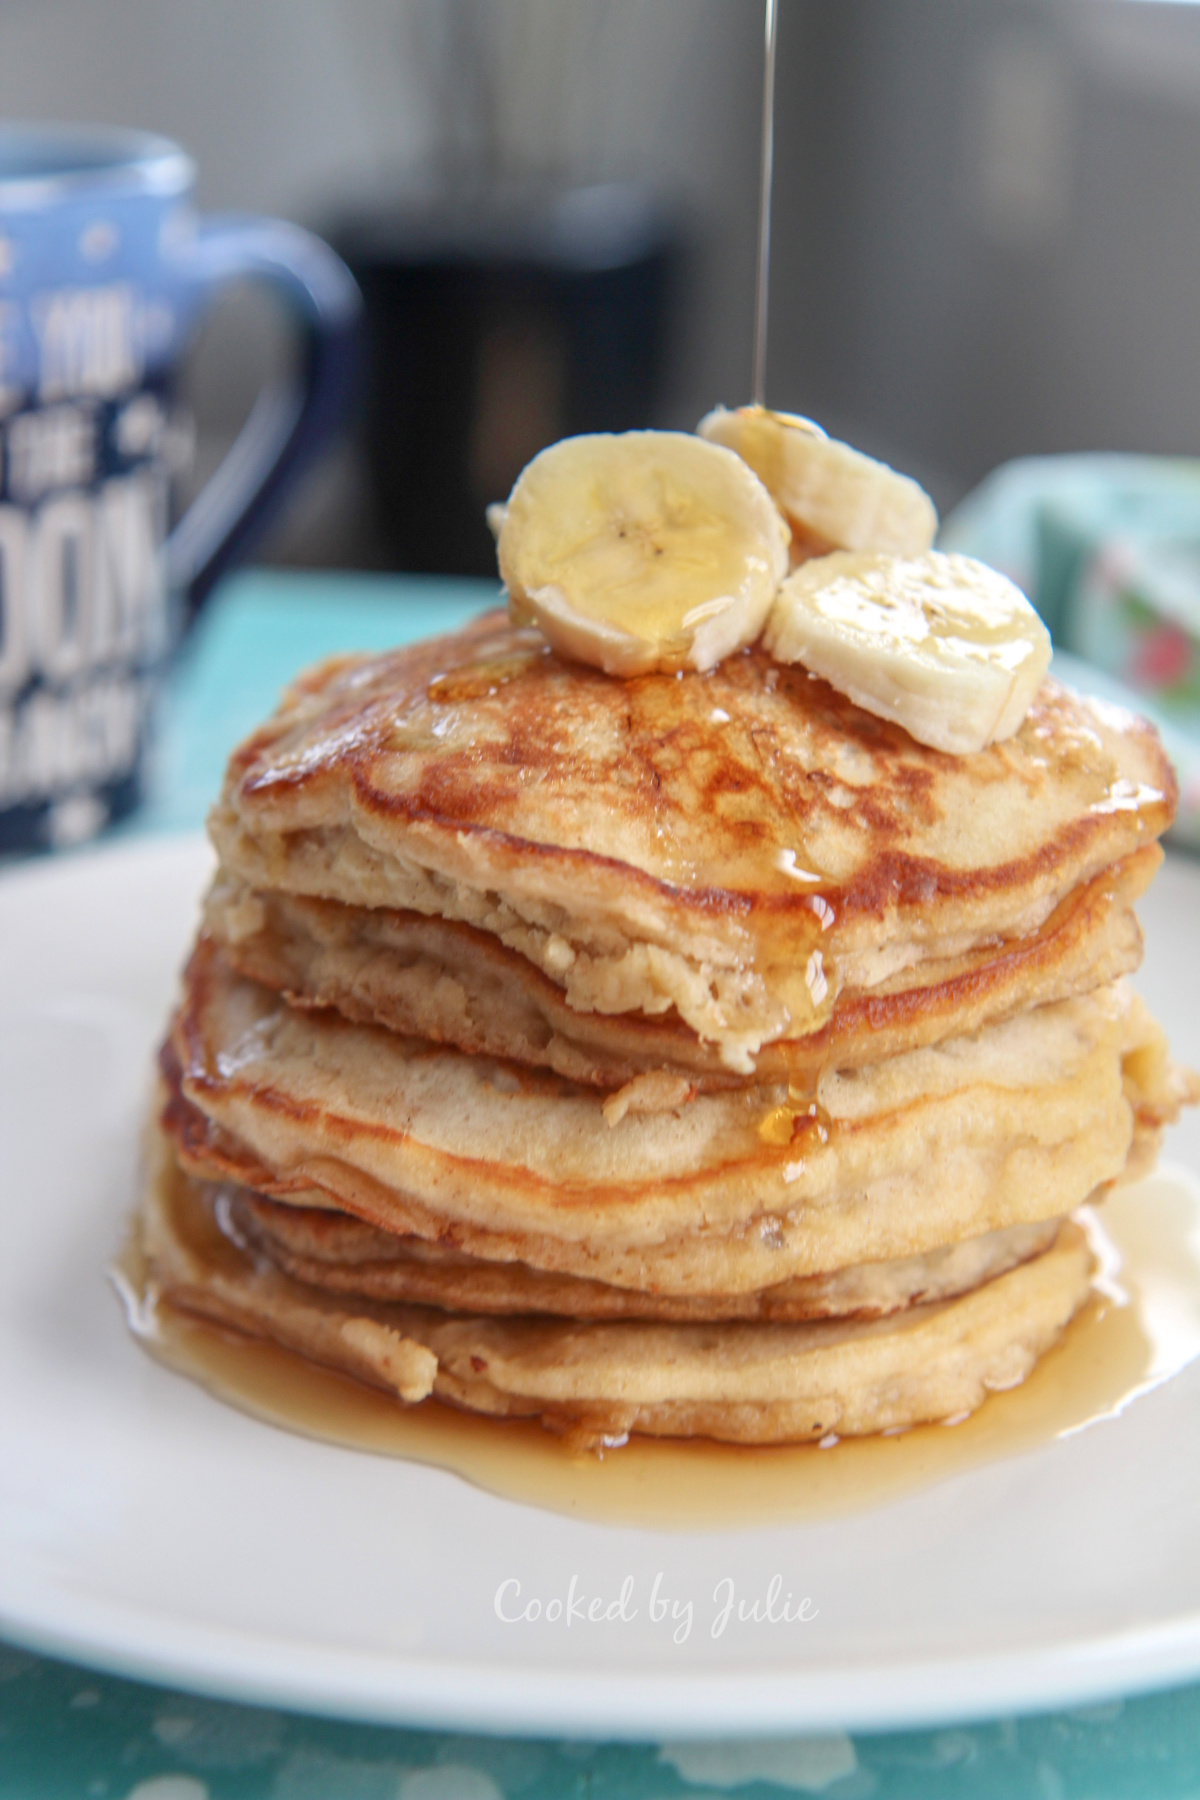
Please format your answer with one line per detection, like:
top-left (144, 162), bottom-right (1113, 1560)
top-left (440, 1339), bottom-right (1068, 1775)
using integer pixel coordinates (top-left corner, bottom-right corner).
top-left (425, 647), bottom-right (551, 706)
top-left (758, 1094), bottom-right (831, 1148)
top-left (117, 1170), bottom-right (1200, 1531)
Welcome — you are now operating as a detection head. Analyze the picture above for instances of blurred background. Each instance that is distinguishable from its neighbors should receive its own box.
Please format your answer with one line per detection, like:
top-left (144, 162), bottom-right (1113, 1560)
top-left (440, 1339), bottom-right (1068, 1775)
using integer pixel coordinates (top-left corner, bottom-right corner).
top-left (3, 0), bottom-right (1199, 572)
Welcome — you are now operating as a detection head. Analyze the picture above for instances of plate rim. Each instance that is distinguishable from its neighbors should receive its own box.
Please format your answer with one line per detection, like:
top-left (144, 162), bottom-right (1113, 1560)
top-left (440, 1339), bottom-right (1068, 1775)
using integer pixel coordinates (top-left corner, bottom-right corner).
top-left (5, 1582), bottom-right (1200, 1738)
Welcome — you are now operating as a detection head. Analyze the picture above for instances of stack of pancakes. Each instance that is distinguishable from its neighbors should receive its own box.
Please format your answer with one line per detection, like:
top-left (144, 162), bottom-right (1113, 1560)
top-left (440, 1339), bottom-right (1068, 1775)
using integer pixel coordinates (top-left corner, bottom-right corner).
top-left (143, 612), bottom-right (1197, 1448)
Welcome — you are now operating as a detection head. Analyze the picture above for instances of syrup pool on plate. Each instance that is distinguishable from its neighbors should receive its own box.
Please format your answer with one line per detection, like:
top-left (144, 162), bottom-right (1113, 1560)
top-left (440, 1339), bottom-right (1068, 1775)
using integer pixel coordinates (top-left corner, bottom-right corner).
top-left (116, 1169), bottom-right (1200, 1531)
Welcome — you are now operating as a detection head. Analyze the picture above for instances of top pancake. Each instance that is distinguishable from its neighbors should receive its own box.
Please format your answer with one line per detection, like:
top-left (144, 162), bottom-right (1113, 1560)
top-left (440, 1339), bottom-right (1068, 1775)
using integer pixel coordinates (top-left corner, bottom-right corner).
top-left (210, 611), bottom-right (1175, 1070)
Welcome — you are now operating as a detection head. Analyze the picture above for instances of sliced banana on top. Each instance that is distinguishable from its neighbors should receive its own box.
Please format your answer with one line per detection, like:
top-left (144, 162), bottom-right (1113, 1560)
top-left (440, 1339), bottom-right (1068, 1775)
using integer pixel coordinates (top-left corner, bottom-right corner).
top-left (764, 550), bottom-right (1052, 755)
top-left (697, 404), bottom-right (938, 561)
top-left (497, 430), bottom-right (790, 676)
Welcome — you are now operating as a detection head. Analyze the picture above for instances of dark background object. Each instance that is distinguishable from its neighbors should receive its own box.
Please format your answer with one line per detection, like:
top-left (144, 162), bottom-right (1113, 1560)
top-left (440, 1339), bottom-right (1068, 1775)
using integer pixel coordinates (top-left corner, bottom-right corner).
top-left (14, 1), bottom-right (1200, 571)
top-left (336, 184), bottom-right (680, 576)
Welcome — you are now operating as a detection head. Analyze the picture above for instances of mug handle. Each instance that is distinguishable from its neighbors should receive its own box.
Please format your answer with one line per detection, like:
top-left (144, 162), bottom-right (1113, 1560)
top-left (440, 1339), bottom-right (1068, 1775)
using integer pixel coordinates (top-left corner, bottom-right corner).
top-left (165, 215), bottom-right (361, 618)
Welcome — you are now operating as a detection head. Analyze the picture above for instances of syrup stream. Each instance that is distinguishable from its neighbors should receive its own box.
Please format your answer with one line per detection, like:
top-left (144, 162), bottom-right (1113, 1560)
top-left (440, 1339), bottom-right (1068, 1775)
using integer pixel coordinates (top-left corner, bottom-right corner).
top-left (753, 0), bottom-right (779, 406)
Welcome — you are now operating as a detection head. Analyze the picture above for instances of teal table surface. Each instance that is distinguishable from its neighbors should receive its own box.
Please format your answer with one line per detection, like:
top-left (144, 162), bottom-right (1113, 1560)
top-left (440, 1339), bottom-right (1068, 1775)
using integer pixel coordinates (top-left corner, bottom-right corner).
top-left (5, 568), bottom-right (1200, 1799)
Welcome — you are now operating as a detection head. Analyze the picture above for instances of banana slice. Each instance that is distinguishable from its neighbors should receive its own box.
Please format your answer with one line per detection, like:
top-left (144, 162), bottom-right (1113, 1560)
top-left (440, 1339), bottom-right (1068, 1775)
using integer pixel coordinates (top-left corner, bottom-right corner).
top-left (764, 550), bottom-right (1052, 755)
top-left (497, 431), bottom-right (789, 676)
top-left (697, 404), bottom-right (937, 560)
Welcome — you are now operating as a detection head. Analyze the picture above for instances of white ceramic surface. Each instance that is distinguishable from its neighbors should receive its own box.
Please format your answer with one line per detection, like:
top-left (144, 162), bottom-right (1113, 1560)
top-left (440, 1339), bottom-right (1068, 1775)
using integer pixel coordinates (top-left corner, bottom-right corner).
top-left (2, 834), bottom-right (1200, 1738)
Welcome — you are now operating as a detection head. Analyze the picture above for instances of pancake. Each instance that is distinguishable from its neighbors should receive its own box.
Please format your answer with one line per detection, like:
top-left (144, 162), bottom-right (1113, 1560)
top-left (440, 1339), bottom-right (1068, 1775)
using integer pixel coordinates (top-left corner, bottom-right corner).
top-left (164, 937), bottom-right (1188, 1297)
top-left (229, 1187), bottom-right (1063, 1322)
top-left (140, 1126), bottom-right (1096, 1448)
top-left (208, 614), bottom-right (1175, 1072)
top-left (203, 848), bottom-right (1156, 1091)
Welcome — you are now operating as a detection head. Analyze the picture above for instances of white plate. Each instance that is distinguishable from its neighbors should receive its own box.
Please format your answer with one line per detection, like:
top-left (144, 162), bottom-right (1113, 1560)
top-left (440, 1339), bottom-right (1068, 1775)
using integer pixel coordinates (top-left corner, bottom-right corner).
top-left (3, 833), bottom-right (1200, 1739)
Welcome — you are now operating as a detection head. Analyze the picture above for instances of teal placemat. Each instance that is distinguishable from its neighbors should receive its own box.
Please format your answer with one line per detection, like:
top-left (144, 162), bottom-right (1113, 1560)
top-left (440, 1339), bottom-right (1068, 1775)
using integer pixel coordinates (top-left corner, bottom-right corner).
top-left (4, 1645), bottom-right (1200, 1798)
top-left (6, 566), bottom-right (1200, 1797)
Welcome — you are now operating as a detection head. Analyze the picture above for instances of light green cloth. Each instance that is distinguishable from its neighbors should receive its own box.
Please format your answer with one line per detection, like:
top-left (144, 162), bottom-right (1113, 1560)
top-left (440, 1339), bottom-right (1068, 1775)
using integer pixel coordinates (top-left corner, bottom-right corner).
top-left (941, 454), bottom-right (1200, 848)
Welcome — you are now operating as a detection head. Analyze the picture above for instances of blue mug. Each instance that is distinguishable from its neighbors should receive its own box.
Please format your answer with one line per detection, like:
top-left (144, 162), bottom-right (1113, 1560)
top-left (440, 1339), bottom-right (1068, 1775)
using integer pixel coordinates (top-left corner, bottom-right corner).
top-left (0, 124), bottom-right (360, 854)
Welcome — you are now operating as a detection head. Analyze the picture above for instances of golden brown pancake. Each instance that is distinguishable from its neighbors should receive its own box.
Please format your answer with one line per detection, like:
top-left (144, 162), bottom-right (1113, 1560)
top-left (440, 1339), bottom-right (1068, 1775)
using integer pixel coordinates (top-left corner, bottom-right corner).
top-left (208, 613), bottom-right (1175, 1071)
top-left (228, 1186), bottom-right (1063, 1322)
top-left (164, 938), bottom-right (1189, 1298)
top-left (140, 1126), bottom-right (1096, 1448)
top-left (203, 848), bottom-right (1157, 1091)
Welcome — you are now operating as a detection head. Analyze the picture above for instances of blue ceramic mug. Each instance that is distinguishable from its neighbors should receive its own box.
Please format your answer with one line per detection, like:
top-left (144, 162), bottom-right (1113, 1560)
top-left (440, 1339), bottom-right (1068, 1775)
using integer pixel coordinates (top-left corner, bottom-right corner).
top-left (0, 124), bottom-right (360, 853)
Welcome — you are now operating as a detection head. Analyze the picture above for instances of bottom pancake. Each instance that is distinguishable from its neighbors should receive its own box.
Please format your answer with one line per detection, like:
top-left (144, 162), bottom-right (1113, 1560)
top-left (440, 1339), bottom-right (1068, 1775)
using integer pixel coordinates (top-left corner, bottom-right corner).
top-left (139, 1125), bottom-right (1095, 1450)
